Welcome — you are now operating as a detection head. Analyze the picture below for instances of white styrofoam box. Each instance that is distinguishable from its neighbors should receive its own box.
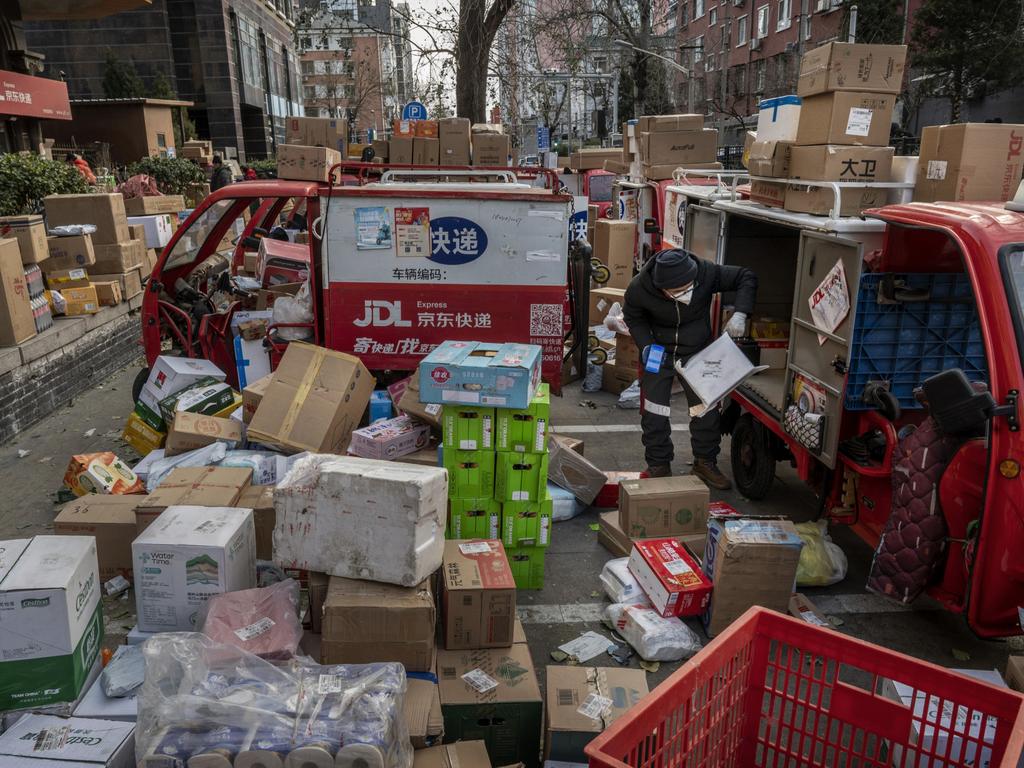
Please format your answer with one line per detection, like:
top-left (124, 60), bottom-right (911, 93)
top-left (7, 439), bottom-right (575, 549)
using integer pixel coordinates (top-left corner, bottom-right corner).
top-left (273, 454), bottom-right (447, 586)
top-left (756, 95), bottom-right (802, 143)
top-left (126, 214), bottom-right (173, 249)
top-left (138, 355), bottom-right (226, 415)
top-left (131, 506), bottom-right (255, 632)
top-left (0, 714), bottom-right (134, 767)
top-left (73, 674), bottom-right (137, 722)
top-left (888, 155), bottom-right (919, 204)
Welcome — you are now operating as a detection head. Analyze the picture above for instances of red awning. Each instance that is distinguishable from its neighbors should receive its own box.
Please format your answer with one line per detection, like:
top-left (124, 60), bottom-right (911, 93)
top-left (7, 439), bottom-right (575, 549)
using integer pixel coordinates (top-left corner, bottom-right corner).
top-left (19, 0), bottom-right (152, 21)
top-left (0, 70), bottom-right (71, 120)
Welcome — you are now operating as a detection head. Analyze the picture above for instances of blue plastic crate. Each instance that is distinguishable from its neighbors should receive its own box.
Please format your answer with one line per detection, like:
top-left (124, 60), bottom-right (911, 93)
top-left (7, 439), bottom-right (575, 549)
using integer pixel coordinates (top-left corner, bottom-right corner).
top-left (845, 273), bottom-right (988, 411)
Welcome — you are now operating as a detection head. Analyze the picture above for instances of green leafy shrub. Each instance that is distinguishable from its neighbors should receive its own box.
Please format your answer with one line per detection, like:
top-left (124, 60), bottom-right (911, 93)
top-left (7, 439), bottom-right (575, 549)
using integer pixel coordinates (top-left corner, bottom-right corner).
top-left (127, 155), bottom-right (205, 196)
top-left (247, 158), bottom-right (278, 178)
top-left (0, 153), bottom-right (88, 216)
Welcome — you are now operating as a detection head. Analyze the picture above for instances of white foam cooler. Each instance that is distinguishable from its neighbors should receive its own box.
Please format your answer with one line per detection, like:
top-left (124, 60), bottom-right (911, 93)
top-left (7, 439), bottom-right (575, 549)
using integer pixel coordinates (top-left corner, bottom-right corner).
top-left (273, 454), bottom-right (448, 586)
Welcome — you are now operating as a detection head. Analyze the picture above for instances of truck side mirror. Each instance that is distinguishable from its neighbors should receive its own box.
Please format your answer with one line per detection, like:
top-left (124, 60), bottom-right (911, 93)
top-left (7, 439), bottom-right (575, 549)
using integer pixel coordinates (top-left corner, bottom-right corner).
top-left (643, 218), bottom-right (660, 235)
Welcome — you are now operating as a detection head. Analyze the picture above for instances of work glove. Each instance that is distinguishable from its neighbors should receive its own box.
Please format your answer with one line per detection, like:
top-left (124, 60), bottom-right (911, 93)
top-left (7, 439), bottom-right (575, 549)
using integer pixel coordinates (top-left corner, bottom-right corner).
top-left (724, 311), bottom-right (748, 338)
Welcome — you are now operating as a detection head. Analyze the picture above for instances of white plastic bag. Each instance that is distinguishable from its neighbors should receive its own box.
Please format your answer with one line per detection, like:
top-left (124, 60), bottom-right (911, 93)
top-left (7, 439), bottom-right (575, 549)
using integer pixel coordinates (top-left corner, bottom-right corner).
top-left (582, 362), bottom-right (603, 392)
top-left (549, 482), bottom-right (586, 522)
top-left (795, 520), bottom-right (848, 587)
top-left (599, 558), bottom-right (647, 605)
top-left (145, 442), bottom-right (228, 491)
top-left (603, 602), bottom-right (702, 662)
top-left (617, 380), bottom-right (641, 409)
top-left (604, 302), bottom-right (630, 335)
top-left (272, 282), bottom-right (313, 341)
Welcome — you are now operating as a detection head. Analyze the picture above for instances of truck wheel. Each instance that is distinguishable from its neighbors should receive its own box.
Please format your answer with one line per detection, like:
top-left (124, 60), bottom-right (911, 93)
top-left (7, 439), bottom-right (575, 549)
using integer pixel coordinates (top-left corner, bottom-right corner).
top-left (731, 414), bottom-right (776, 499)
top-left (131, 366), bottom-right (149, 404)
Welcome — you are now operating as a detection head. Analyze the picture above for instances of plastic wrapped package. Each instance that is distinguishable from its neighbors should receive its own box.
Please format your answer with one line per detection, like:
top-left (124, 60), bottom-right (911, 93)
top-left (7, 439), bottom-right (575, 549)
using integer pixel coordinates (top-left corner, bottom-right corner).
top-left (48, 224), bottom-right (97, 236)
top-left (582, 361), bottom-right (603, 392)
top-left (133, 448), bottom-right (166, 484)
top-left (100, 643), bottom-right (145, 698)
top-left (604, 302), bottom-right (630, 335)
top-left (199, 580), bottom-right (302, 660)
top-left (603, 602), bottom-right (702, 662)
top-left (599, 558), bottom-right (647, 605)
top-left (137, 633), bottom-right (413, 768)
top-left (549, 483), bottom-right (586, 522)
top-left (272, 282), bottom-right (314, 341)
top-left (617, 380), bottom-right (641, 409)
top-left (145, 442), bottom-right (228, 491)
top-left (794, 520), bottom-right (848, 587)
top-left (215, 450), bottom-right (307, 486)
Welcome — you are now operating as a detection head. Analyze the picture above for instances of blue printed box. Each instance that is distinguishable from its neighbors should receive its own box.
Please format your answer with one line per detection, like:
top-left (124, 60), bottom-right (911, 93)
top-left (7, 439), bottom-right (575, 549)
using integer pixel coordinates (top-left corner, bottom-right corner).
top-left (419, 341), bottom-right (542, 409)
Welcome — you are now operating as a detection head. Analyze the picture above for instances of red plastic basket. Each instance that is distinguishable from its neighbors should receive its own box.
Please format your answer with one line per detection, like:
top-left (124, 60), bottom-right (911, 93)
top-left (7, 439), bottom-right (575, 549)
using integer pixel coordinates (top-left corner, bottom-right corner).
top-left (585, 608), bottom-right (1024, 768)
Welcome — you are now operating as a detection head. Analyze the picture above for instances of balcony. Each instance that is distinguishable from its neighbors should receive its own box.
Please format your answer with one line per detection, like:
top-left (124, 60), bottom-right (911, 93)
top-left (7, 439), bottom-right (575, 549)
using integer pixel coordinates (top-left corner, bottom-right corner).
top-left (19, 0), bottom-right (153, 20)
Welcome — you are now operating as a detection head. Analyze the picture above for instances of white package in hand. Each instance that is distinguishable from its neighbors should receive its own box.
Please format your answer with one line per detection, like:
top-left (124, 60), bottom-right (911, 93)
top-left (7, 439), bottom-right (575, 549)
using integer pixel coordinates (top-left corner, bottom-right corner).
top-left (604, 602), bottom-right (702, 662)
top-left (599, 558), bottom-right (647, 605)
top-left (676, 333), bottom-right (769, 417)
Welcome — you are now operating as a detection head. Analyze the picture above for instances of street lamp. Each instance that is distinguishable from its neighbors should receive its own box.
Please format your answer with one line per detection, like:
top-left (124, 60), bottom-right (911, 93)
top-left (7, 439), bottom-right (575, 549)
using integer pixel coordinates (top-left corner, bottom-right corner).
top-left (612, 39), bottom-right (690, 76)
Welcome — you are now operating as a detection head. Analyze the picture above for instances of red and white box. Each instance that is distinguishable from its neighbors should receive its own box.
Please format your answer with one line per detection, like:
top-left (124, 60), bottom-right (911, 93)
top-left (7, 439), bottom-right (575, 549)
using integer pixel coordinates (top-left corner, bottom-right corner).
top-left (348, 414), bottom-right (431, 460)
top-left (628, 538), bottom-right (713, 618)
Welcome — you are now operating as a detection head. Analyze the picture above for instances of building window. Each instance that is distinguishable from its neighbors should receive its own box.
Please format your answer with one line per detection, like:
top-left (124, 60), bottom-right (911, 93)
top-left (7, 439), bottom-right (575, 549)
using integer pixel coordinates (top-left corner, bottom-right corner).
top-left (754, 58), bottom-right (766, 91)
top-left (301, 60), bottom-right (313, 75)
top-left (732, 64), bottom-right (747, 94)
top-left (300, 36), bottom-right (312, 50)
top-left (737, 15), bottom-right (748, 45)
top-left (803, 12), bottom-right (812, 39)
top-left (695, 0), bottom-right (704, 18)
top-left (694, 35), bottom-right (703, 62)
top-left (722, 23), bottom-right (731, 48)
top-left (776, 0), bottom-right (791, 30)
top-left (156, 133), bottom-right (167, 149)
top-left (709, 6), bottom-right (716, 24)
top-left (304, 85), bottom-right (316, 99)
top-left (756, 4), bottom-right (769, 37)
top-left (237, 15), bottom-right (262, 89)
top-left (593, 56), bottom-right (608, 73)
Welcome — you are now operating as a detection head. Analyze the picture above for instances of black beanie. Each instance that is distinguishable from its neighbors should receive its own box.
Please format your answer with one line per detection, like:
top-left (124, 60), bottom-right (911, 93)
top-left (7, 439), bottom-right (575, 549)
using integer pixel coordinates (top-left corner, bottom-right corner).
top-left (652, 249), bottom-right (698, 289)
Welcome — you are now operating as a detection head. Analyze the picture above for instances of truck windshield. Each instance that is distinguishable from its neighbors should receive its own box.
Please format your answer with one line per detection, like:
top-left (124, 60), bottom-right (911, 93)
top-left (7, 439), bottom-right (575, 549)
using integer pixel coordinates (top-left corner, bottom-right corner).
top-left (1003, 247), bottom-right (1024, 356)
top-left (163, 199), bottom-right (236, 271)
top-left (589, 174), bottom-right (614, 202)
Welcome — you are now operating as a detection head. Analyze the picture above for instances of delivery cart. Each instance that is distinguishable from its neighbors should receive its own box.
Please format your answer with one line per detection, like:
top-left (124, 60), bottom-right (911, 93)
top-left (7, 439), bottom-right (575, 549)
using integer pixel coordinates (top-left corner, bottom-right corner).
top-left (674, 181), bottom-right (1024, 638)
top-left (585, 607), bottom-right (1024, 768)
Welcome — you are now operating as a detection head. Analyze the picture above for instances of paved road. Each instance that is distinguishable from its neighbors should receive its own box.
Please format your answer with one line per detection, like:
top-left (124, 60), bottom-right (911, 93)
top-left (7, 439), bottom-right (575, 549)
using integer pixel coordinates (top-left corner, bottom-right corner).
top-left (0, 361), bottom-right (1016, 691)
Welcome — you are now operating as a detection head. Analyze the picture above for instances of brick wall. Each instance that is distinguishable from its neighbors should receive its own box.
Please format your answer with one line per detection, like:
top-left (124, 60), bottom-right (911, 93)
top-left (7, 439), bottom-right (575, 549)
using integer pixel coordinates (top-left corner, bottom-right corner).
top-left (0, 311), bottom-right (143, 444)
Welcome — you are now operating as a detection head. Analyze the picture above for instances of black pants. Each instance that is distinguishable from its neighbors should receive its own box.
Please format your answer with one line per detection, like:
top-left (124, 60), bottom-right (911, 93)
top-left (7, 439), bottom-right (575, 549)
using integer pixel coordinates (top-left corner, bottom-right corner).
top-left (640, 361), bottom-right (721, 468)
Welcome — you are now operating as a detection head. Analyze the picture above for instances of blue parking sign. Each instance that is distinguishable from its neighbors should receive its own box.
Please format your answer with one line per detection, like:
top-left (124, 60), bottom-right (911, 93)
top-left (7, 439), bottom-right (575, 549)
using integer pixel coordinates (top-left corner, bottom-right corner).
top-left (402, 101), bottom-right (427, 120)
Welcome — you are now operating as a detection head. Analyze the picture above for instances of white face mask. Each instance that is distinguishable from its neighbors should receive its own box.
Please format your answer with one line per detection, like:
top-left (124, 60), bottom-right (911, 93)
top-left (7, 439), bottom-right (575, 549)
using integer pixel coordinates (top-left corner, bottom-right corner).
top-left (668, 285), bottom-right (694, 305)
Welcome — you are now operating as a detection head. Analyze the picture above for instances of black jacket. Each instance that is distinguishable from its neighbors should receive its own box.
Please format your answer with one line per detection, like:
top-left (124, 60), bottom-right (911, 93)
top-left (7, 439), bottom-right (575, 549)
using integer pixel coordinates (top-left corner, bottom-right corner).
top-left (623, 256), bottom-right (757, 359)
top-left (210, 166), bottom-right (232, 192)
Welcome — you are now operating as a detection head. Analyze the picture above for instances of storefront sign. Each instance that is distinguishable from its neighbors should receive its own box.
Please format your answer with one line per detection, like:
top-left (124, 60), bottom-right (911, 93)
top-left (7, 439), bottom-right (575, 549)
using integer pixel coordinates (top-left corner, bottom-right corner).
top-left (0, 69), bottom-right (71, 120)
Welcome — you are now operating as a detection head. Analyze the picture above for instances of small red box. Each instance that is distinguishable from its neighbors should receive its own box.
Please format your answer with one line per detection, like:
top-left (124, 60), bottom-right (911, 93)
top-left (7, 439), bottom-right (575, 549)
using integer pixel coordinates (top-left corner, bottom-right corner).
top-left (628, 538), bottom-right (712, 618)
top-left (708, 500), bottom-right (741, 517)
top-left (594, 470), bottom-right (642, 508)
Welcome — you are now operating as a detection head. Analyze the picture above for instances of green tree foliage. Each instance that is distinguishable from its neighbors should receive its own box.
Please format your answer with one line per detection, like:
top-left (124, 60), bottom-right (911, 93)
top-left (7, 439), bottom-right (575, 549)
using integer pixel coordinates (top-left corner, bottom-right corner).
top-left (843, 0), bottom-right (905, 44)
top-left (911, 0), bottom-right (1024, 122)
top-left (149, 72), bottom-right (177, 100)
top-left (101, 50), bottom-right (146, 99)
top-left (247, 158), bottom-right (278, 178)
top-left (127, 156), bottom-right (205, 196)
top-left (0, 154), bottom-right (87, 216)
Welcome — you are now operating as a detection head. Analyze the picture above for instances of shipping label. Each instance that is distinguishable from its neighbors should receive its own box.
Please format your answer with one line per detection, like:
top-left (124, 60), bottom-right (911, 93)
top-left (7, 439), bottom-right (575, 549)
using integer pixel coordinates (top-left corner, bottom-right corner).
top-left (577, 692), bottom-right (614, 720)
top-left (845, 107), bottom-right (874, 137)
top-left (462, 668), bottom-right (499, 693)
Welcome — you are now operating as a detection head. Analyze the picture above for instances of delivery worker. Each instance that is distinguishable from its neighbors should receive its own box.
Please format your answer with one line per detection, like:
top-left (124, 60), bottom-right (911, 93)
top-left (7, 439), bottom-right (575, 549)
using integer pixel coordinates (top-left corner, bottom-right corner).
top-left (623, 248), bottom-right (757, 489)
top-left (210, 155), bottom-right (232, 191)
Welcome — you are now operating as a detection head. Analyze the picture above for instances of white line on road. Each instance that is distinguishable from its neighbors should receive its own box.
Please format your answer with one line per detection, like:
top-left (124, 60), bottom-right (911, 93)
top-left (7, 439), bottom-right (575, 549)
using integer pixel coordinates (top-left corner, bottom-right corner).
top-left (552, 424), bottom-right (690, 434)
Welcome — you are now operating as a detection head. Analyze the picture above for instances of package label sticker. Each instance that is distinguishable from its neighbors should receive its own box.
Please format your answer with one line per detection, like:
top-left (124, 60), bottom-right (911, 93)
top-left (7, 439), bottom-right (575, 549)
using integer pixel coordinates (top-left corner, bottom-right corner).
top-left (34, 727), bottom-right (70, 752)
top-left (539, 516), bottom-right (550, 545)
top-left (534, 419), bottom-right (547, 452)
top-left (317, 674), bottom-right (345, 694)
top-left (459, 439), bottom-right (477, 450)
top-left (235, 616), bottom-right (276, 641)
top-left (558, 631), bottom-right (612, 663)
top-left (462, 668), bottom-right (499, 693)
top-left (797, 608), bottom-right (829, 627)
top-left (482, 415), bottom-right (493, 448)
top-left (927, 160), bottom-right (948, 180)
top-left (578, 693), bottom-right (614, 720)
top-left (512, 491), bottom-right (530, 501)
top-left (425, 403), bottom-right (441, 416)
top-left (663, 556), bottom-right (695, 576)
top-left (459, 541), bottom-right (493, 555)
top-left (845, 107), bottom-right (874, 137)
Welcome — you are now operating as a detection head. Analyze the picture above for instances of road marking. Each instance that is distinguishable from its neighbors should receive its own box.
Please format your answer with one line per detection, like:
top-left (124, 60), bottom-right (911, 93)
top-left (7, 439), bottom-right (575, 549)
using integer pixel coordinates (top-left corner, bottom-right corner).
top-left (552, 424), bottom-right (690, 434)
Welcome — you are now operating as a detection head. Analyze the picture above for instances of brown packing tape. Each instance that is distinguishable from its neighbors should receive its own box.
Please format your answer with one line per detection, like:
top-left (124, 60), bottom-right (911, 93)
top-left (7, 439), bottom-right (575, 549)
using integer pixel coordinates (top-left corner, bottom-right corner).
top-left (275, 349), bottom-right (328, 451)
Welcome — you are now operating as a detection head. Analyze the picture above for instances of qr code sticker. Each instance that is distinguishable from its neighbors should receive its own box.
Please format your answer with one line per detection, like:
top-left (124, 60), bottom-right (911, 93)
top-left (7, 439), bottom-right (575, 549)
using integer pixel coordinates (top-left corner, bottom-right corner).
top-left (530, 304), bottom-right (562, 337)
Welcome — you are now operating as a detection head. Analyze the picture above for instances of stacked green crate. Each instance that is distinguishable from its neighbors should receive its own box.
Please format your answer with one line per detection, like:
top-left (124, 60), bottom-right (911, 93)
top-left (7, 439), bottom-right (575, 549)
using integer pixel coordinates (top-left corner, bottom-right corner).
top-left (443, 405), bottom-right (497, 537)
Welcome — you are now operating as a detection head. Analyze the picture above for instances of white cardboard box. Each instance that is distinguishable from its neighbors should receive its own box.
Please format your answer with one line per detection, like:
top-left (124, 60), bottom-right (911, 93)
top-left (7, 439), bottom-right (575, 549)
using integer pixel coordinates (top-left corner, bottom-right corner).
top-left (756, 95), bottom-right (802, 142)
top-left (0, 714), bottom-right (134, 767)
top-left (0, 536), bottom-right (102, 710)
top-left (274, 454), bottom-right (447, 586)
top-left (131, 505), bottom-right (256, 632)
top-left (126, 214), bottom-right (173, 249)
top-left (138, 356), bottom-right (226, 417)
top-left (73, 674), bottom-right (138, 722)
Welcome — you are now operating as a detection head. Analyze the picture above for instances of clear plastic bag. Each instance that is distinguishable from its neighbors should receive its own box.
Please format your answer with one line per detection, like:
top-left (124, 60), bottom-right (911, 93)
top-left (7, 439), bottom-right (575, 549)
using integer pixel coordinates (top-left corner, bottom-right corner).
top-left (215, 450), bottom-right (307, 486)
top-left (599, 558), bottom-right (647, 605)
top-left (549, 483), bottom-right (586, 522)
top-left (199, 579), bottom-right (302, 660)
top-left (794, 520), bottom-right (848, 587)
top-left (603, 602), bottom-right (703, 662)
top-left (273, 282), bottom-right (314, 341)
top-left (603, 302), bottom-right (630, 335)
top-left (582, 361), bottom-right (603, 392)
top-left (137, 633), bottom-right (413, 768)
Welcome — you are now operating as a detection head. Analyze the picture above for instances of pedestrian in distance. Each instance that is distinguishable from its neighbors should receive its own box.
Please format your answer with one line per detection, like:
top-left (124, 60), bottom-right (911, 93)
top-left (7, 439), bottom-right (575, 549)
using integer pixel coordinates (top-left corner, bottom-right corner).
top-left (66, 152), bottom-right (96, 185)
top-left (210, 155), bottom-right (232, 191)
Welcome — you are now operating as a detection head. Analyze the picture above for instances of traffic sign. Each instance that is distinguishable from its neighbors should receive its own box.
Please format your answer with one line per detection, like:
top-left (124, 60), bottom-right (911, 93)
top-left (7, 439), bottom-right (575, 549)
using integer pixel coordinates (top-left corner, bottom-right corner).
top-left (402, 101), bottom-right (428, 120)
top-left (537, 125), bottom-right (550, 150)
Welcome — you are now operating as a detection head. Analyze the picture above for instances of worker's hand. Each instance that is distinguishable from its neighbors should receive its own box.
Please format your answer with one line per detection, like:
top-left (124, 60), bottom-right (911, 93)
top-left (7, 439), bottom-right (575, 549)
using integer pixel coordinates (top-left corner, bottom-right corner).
top-left (725, 312), bottom-right (748, 338)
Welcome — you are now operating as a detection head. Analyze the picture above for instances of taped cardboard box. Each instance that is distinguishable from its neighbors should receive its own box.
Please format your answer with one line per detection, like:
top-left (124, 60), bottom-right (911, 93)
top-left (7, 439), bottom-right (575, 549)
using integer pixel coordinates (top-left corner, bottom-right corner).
top-left (797, 42), bottom-right (908, 97)
top-left (137, 355), bottom-right (227, 424)
top-left (286, 116), bottom-right (347, 151)
top-left (0, 214), bottom-right (48, 264)
top-left (419, 341), bottom-right (542, 409)
top-left (394, 370), bottom-right (443, 430)
top-left (248, 342), bottom-right (375, 454)
top-left (124, 194), bottom-right (186, 216)
top-left (589, 285), bottom-right (626, 326)
top-left (637, 114), bottom-right (704, 133)
top-left (372, 139), bottom-right (390, 161)
top-left (414, 137), bottom-right (440, 166)
top-left (134, 466), bottom-right (252, 532)
top-left (0, 238), bottom-right (35, 345)
top-left (592, 219), bottom-right (635, 289)
top-left (349, 414), bottom-right (431, 460)
top-left (321, 576), bottom-right (436, 671)
top-left (44, 234), bottom-right (95, 272)
top-left (641, 161), bottom-right (722, 181)
top-left (235, 483), bottom-right (275, 561)
top-left (437, 643), bottom-right (543, 768)
top-left (89, 239), bottom-right (146, 274)
top-left (495, 383), bottom-right (549, 453)
top-left (601, 363), bottom-right (635, 396)
top-left (788, 145), bottom-right (894, 185)
top-left (747, 140), bottom-right (794, 178)
top-left (62, 284), bottom-right (100, 315)
top-left (441, 539), bottom-right (516, 649)
top-left (749, 179), bottom-right (787, 208)
top-left (164, 411), bottom-right (242, 456)
top-left (406, 663), bottom-right (446, 750)
top-left (615, 334), bottom-right (640, 370)
top-left (93, 280), bottom-right (122, 306)
top-left (54, 495), bottom-right (139, 581)
top-left (241, 372), bottom-right (271, 424)
top-left (547, 433), bottom-right (606, 504)
top-left (0, 714), bottom-right (135, 767)
top-left (122, 409), bottom-right (166, 454)
top-left (914, 122), bottom-right (1024, 203)
top-left (569, 148), bottom-right (622, 170)
top-left (628, 538), bottom-right (712, 617)
top-left (640, 129), bottom-right (717, 165)
top-left (784, 182), bottom-right (887, 217)
top-left (793, 91), bottom-right (896, 147)
top-left (413, 741), bottom-right (489, 768)
top-left (545, 666), bottom-right (649, 763)
top-left (391, 136), bottom-right (414, 164)
top-left (473, 134), bottom-right (511, 165)
top-left (277, 144), bottom-right (342, 182)
top-left (63, 452), bottom-right (143, 496)
top-left (90, 269), bottom-right (142, 300)
top-left (44, 192), bottom-right (130, 244)
top-left (598, 509), bottom-right (706, 559)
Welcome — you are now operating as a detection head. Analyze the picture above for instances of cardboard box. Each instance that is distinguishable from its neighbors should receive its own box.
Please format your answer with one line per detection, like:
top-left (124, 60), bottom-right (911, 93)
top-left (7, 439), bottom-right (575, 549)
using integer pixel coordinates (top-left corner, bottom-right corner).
top-left (798, 42), bottom-right (908, 97)
top-left (420, 341), bottom-right (542, 409)
top-left (134, 466), bottom-right (252, 532)
top-left (589, 286), bottom-right (626, 325)
top-left (701, 517), bottom-right (804, 636)
top-left (248, 342), bottom-right (375, 454)
top-left (54, 496), bottom-right (139, 581)
top-left (640, 129), bottom-right (717, 165)
top-left (122, 409), bottom-right (166, 454)
top-left (442, 404), bottom-right (495, 450)
top-left (137, 356), bottom-right (226, 424)
top-left (756, 95), bottom-right (802, 143)
top-left (601, 362), bottom-right (635, 395)
top-left (62, 284), bottom-right (100, 315)
top-left (0, 238), bottom-right (35, 345)
top-left (915, 123), bottom-right (1024, 203)
top-left (449, 498), bottom-right (501, 539)
top-left (286, 116), bottom-right (347, 151)
top-left (393, 119), bottom-right (418, 137)
top-left (794, 91), bottom-right (896, 147)
top-left (615, 334), bottom-right (640, 370)
top-left (277, 144), bottom-right (343, 182)
top-left (638, 114), bottom-right (704, 133)
top-left (495, 383), bottom-right (549, 453)
top-left (401, 446), bottom-right (441, 467)
top-left (124, 194), bottom-right (186, 216)
top-left (89, 269), bottom-right (142, 300)
top-left (132, 505), bottom-right (256, 632)
top-left (241, 373), bottom-right (271, 424)
top-left (442, 539), bottom-right (516, 649)
top-left (0, 536), bottom-right (102, 710)
top-left (495, 450), bottom-right (549, 503)
top-left (157, 377), bottom-right (234, 424)
top-left (406, 672), bottom-right (447, 751)
top-left (747, 140), bottom-right (794, 178)
top-left (398, 367), bottom-right (443, 429)
top-left (349, 414), bottom-right (432, 459)
top-left (545, 666), bottom-right (649, 762)
top-left (93, 280), bottom-right (122, 306)
top-left (604, 158), bottom-right (630, 174)
top-left (1005, 656), bottom-right (1024, 693)
top-left (235, 483), bottom-right (274, 561)
top-left (91, 239), bottom-right (145, 273)
top-left (439, 118), bottom-right (472, 165)
top-left (501, 497), bottom-right (552, 548)
top-left (597, 509), bottom-right (706, 559)
top-left (548, 433), bottom-right (606, 504)
top-left (592, 219), bottom-right (635, 289)
top-left (445, 449), bottom-right (495, 499)
top-left (44, 233), bottom-right (95, 272)
top-left (0, 714), bottom-right (134, 767)
top-left (749, 179), bottom-right (787, 208)
top-left (0, 214), bottom-right (48, 264)
top-left (628, 538), bottom-right (712, 617)
top-left (391, 136), bottom-right (415, 164)
top-left (414, 137), bottom-right (440, 166)
top-left (641, 161), bottom-right (722, 180)
top-left (506, 545), bottom-right (546, 589)
top-left (788, 593), bottom-right (830, 627)
top-left (413, 742), bottom-right (490, 768)
top-left (438, 643), bottom-right (543, 767)
top-left (473, 134), bottom-right (511, 165)
top-left (63, 452), bottom-right (143, 496)
top-left (44, 193), bottom-right (130, 244)
top-left (569, 148), bottom-right (623, 170)
top-left (127, 214), bottom-right (173, 249)
top-left (784, 182), bottom-right (888, 216)
top-left (789, 145), bottom-right (894, 184)
top-left (164, 411), bottom-right (242, 456)
top-left (372, 139), bottom-right (390, 161)
top-left (619, 476), bottom-right (709, 538)
top-left (321, 576), bottom-right (436, 671)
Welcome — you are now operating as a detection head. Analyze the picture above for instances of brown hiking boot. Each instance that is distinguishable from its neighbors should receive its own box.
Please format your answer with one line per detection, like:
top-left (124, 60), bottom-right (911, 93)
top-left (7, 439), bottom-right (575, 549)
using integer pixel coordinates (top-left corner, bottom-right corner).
top-left (645, 464), bottom-right (672, 478)
top-left (693, 458), bottom-right (731, 490)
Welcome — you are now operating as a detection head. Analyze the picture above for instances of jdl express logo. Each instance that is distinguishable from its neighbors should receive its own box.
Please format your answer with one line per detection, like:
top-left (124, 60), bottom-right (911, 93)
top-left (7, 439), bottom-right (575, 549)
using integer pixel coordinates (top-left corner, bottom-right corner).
top-left (354, 300), bottom-right (412, 327)
top-left (430, 217), bottom-right (487, 265)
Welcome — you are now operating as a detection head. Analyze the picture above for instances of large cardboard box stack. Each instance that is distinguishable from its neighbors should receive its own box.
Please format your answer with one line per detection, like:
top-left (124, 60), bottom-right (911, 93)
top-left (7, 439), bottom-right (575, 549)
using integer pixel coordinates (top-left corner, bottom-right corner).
top-left (180, 139), bottom-right (213, 164)
top-left (0, 237), bottom-right (36, 345)
top-left (780, 42), bottom-right (906, 216)
top-left (914, 123), bottom-right (1024, 203)
top-left (472, 124), bottom-right (511, 166)
top-left (286, 116), bottom-right (348, 153)
top-left (439, 117), bottom-right (472, 165)
top-left (636, 114), bottom-right (716, 178)
top-left (277, 144), bottom-right (343, 182)
top-left (0, 215), bottom-right (48, 265)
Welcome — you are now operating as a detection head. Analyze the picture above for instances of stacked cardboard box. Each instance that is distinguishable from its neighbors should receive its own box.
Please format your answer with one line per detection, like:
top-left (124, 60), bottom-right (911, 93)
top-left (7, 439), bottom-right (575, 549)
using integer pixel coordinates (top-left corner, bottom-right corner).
top-left (914, 123), bottom-right (1024, 203)
top-left (180, 139), bottom-right (213, 164)
top-left (277, 144), bottom-right (343, 182)
top-left (0, 237), bottom-right (36, 345)
top-left (286, 116), bottom-right (347, 153)
top-left (439, 118), bottom-right (471, 165)
top-left (471, 124), bottom-right (510, 166)
top-left (636, 114), bottom-right (717, 179)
